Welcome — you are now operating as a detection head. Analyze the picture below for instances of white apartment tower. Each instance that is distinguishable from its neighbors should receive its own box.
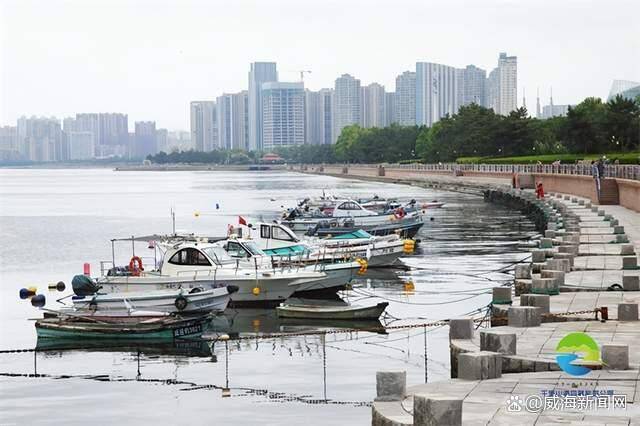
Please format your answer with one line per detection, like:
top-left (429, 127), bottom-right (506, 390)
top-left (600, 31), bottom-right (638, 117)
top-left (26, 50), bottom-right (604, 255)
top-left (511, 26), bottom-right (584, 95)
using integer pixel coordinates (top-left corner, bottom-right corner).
top-left (498, 52), bottom-right (518, 115)
top-left (333, 74), bottom-right (361, 143)
top-left (248, 62), bottom-right (278, 151)
top-left (415, 62), bottom-right (458, 126)
top-left (394, 71), bottom-right (416, 125)
top-left (362, 83), bottom-right (386, 128)
top-left (190, 101), bottom-right (217, 152)
top-left (261, 82), bottom-right (305, 149)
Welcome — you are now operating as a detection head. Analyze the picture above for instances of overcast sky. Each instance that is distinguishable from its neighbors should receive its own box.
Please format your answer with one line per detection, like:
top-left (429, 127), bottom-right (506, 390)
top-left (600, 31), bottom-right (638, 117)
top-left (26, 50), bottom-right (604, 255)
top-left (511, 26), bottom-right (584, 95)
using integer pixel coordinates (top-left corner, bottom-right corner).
top-left (1, 0), bottom-right (638, 130)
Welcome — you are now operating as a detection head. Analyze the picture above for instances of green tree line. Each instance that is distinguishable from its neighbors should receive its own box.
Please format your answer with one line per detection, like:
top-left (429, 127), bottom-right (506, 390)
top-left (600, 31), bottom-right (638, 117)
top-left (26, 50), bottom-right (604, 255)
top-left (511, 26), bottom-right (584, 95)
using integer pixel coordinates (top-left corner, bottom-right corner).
top-left (148, 95), bottom-right (639, 165)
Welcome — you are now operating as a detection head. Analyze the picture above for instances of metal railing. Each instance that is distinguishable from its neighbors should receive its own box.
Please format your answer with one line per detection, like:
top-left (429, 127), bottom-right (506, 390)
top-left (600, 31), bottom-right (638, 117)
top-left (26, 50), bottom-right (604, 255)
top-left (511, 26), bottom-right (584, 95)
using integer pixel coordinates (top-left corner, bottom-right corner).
top-left (325, 163), bottom-right (640, 181)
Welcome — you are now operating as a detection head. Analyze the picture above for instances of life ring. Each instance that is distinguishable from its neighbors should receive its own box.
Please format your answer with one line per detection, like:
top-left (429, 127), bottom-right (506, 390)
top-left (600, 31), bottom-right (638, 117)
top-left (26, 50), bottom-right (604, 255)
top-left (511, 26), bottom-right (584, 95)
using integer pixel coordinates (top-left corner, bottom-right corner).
top-left (174, 296), bottom-right (188, 311)
top-left (393, 208), bottom-right (406, 219)
top-left (129, 256), bottom-right (144, 276)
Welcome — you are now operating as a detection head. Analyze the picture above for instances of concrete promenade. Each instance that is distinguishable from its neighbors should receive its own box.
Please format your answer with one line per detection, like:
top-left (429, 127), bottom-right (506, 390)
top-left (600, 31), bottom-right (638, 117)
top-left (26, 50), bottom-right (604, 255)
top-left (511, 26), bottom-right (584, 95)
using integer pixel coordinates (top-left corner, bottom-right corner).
top-left (295, 165), bottom-right (640, 424)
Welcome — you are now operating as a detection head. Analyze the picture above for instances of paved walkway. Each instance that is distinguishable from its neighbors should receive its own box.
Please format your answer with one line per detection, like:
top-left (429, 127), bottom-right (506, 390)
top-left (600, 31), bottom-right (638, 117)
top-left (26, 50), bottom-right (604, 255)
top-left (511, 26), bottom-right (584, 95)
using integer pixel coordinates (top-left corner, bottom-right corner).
top-left (374, 370), bottom-right (640, 425)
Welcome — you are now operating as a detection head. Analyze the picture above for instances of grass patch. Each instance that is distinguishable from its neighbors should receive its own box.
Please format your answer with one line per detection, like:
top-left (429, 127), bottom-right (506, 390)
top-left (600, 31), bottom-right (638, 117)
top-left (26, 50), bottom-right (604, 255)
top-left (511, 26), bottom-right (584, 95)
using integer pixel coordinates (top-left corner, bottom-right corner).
top-left (456, 152), bottom-right (640, 164)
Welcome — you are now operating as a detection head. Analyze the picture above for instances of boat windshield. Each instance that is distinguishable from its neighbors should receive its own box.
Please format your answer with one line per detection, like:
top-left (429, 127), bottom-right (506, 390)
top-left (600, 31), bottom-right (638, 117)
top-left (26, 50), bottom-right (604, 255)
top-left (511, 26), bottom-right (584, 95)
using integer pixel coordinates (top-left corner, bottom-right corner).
top-left (201, 246), bottom-right (235, 265)
top-left (242, 241), bottom-right (265, 256)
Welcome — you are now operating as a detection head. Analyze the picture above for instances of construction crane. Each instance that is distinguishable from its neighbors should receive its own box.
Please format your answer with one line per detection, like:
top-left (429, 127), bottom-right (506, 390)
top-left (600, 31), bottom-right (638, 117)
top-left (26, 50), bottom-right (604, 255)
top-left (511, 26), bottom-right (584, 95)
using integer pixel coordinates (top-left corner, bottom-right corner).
top-left (286, 70), bottom-right (312, 82)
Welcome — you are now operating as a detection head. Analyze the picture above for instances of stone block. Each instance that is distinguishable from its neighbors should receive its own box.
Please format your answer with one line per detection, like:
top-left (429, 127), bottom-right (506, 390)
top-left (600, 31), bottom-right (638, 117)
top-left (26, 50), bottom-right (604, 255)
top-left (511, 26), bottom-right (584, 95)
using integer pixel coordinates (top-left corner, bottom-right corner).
top-left (531, 250), bottom-right (546, 263)
top-left (458, 351), bottom-right (502, 380)
top-left (541, 269), bottom-right (565, 287)
top-left (413, 394), bottom-right (462, 426)
top-left (604, 214), bottom-right (613, 221)
top-left (613, 226), bottom-right (625, 235)
top-left (610, 219), bottom-right (619, 226)
top-left (544, 230), bottom-right (556, 238)
top-left (585, 202), bottom-right (592, 208)
top-left (554, 253), bottom-right (575, 268)
top-left (375, 371), bottom-right (406, 402)
top-left (449, 318), bottom-right (474, 340)
top-left (598, 210), bottom-right (606, 216)
top-left (480, 330), bottom-right (517, 355)
top-left (578, 200), bottom-right (585, 206)
top-left (508, 306), bottom-right (541, 327)
top-left (539, 238), bottom-right (553, 249)
top-left (591, 206), bottom-right (598, 212)
top-left (601, 344), bottom-right (629, 370)
top-left (618, 303), bottom-right (639, 321)
top-left (492, 287), bottom-right (512, 305)
top-left (514, 264), bottom-right (531, 279)
top-left (559, 245), bottom-right (578, 255)
top-left (564, 195), bottom-right (570, 200)
top-left (620, 244), bottom-right (635, 256)
top-left (531, 277), bottom-right (559, 295)
top-left (571, 197), bottom-right (578, 203)
top-left (544, 259), bottom-right (570, 273)
top-left (615, 234), bottom-right (629, 243)
top-left (622, 256), bottom-right (638, 270)
top-left (623, 275), bottom-right (640, 291)
top-left (520, 294), bottom-right (551, 314)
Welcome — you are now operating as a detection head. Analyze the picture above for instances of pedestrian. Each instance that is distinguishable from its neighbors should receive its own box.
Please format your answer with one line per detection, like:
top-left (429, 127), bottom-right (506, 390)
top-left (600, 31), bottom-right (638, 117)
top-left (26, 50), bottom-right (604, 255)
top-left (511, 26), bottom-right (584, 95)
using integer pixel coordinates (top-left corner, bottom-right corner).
top-left (536, 182), bottom-right (545, 199)
top-left (592, 160), bottom-right (601, 197)
top-left (597, 158), bottom-right (605, 179)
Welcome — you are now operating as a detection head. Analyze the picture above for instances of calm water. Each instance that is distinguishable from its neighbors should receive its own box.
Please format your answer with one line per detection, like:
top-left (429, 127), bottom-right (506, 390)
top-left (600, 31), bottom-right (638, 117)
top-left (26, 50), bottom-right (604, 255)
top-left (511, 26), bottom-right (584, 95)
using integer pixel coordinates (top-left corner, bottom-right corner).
top-left (0, 169), bottom-right (536, 425)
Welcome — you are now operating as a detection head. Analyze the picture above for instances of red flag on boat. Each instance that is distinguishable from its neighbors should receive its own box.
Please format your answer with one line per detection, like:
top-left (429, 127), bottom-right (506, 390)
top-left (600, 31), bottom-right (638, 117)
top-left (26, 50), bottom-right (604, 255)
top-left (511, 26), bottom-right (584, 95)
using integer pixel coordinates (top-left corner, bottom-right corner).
top-left (238, 216), bottom-right (247, 226)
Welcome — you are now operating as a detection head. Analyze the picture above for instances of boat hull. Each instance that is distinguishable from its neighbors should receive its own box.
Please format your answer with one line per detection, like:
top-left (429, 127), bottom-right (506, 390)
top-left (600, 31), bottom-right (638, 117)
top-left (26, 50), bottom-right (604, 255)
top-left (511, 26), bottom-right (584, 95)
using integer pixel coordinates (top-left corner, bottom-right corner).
top-left (276, 302), bottom-right (389, 320)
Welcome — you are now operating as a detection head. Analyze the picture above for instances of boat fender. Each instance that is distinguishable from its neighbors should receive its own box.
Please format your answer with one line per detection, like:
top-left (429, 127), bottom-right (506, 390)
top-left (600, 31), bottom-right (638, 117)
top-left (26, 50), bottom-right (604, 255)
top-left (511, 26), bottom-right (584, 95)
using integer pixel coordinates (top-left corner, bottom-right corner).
top-left (226, 285), bottom-right (239, 294)
top-left (31, 294), bottom-right (46, 307)
top-left (129, 256), bottom-right (144, 276)
top-left (252, 286), bottom-right (261, 296)
top-left (174, 296), bottom-right (189, 311)
top-left (19, 288), bottom-right (34, 299)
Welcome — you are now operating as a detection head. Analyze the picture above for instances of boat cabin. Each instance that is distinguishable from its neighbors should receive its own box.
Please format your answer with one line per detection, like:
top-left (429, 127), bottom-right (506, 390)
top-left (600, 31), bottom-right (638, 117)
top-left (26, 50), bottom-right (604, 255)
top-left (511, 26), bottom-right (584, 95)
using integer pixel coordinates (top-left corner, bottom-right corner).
top-left (159, 242), bottom-right (238, 275)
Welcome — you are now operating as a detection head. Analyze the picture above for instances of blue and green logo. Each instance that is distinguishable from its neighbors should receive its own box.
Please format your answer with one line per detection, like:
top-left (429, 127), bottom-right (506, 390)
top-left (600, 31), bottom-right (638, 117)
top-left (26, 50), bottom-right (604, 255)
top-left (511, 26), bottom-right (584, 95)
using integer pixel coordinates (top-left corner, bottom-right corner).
top-left (555, 332), bottom-right (600, 376)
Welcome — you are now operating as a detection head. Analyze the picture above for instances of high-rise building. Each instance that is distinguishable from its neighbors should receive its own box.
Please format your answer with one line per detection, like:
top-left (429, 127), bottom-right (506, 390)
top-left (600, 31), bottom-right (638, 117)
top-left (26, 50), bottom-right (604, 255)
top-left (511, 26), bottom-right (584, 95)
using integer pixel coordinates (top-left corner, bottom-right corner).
top-left (498, 53), bottom-right (517, 115)
top-left (385, 92), bottom-right (396, 126)
top-left (17, 116), bottom-right (66, 162)
top-left (0, 126), bottom-right (19, 161)
top-left (416, 62), bottom-right (457, 126)
top-left (362, 83), bottom-right (386, 128)
top-left (67, 131), bottom-right (94, 160)
top-left (333, 74), bottom-right (361, 142)
top-left (134, 121), bottom-right (157, 158)
top-left (190, 101), bottom-right (217, 152)
top-left (485, 53), bottom-right (517, 115)
top-left (607, 80), bottom-right (640, 101)
top-left (156, 128), bottom-right (169, 153)
top-left (541, 104), bottom-right (572, 119)
top-left (456, 65), bottom-right (486, 108)
top-left (96, 113), bottom-right (128, 156)
top-left (216, 91), bottom-right (249, 151)
top-left (394, 71), bottom-right (416, 125)
top-left (305, 90), bottom-right (323, 145)
top-left (166, 130), bottom-right (192, 152)
top-left (261, 82), bottom-right (305, 149)
top-left (248, 62), bottom-right (278, 151)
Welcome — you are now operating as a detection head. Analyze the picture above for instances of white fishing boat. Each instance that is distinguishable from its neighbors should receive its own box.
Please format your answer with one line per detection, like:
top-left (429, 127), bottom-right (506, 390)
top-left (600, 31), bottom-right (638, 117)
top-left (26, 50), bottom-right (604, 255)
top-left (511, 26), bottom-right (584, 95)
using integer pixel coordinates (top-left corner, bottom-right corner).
top-left (225, 222), bottom-right (411, 267)
top-left (282, 200), bottom-right (424, 237)
top-left (276, 301), bottom-right (389, 320)
top-left (91, 239), bottom-right (360, 307)
top-left (70, 281), bottom-right (237, 313)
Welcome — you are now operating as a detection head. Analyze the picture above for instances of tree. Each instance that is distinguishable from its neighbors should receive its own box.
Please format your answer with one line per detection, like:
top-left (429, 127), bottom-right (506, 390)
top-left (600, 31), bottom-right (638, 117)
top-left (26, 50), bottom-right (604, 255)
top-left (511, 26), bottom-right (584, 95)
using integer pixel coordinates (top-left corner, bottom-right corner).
top-left (605, 95), bottom-right (640, 152)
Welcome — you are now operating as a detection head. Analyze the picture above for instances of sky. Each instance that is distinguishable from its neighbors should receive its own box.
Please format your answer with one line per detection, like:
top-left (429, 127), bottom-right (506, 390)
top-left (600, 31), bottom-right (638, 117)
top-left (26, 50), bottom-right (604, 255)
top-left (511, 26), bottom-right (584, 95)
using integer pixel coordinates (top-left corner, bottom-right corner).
top-left (1, 0), bottom-right (638, 130)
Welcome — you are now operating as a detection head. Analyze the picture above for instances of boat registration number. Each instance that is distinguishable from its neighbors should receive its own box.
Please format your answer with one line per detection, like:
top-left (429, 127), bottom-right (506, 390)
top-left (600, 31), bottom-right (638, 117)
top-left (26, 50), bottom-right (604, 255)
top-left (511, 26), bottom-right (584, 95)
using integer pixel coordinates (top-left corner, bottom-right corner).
top-left (173, 323), bottom-right (203, 338)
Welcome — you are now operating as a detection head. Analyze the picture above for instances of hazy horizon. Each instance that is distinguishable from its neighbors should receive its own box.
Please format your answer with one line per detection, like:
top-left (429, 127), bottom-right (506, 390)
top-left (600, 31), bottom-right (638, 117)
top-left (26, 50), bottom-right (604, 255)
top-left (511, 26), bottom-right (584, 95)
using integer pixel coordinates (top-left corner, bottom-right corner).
top-left (1, 0), bottom-right (638, 130)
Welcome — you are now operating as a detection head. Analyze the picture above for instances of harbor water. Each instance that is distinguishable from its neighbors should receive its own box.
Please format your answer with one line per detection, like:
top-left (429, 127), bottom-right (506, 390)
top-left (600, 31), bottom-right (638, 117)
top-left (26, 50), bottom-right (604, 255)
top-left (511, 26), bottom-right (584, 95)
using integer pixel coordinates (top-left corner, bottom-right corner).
top-left (0, 169), bottom-right (537, 424)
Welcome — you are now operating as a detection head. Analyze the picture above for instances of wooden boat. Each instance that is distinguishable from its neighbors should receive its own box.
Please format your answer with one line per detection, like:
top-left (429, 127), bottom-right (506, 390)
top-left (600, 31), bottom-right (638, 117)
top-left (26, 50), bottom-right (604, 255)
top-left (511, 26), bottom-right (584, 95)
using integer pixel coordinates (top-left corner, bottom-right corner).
top-left (276, 301), bottom-right (389, 320)
top-left (35, 314), bottom-right (211, 340)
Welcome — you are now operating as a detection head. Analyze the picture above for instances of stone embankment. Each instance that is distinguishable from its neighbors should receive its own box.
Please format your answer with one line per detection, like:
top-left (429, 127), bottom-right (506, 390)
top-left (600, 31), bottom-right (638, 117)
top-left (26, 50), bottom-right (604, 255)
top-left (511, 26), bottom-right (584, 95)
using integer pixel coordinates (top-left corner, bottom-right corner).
top-left (371, 187), bottom-right (640, 425)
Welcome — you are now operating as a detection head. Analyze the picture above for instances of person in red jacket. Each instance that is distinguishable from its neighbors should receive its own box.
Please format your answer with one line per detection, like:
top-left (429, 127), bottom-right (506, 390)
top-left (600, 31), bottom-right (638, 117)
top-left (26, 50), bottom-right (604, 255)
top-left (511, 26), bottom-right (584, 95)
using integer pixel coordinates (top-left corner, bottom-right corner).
top-left (536, 182), bottom-right (545, 199)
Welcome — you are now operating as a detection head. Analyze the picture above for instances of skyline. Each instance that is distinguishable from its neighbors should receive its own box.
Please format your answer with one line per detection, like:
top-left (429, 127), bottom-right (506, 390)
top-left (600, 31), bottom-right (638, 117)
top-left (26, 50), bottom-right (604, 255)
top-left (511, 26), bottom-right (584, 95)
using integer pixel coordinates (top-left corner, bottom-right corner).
top-left (2, 0), bottom-right (639, 130)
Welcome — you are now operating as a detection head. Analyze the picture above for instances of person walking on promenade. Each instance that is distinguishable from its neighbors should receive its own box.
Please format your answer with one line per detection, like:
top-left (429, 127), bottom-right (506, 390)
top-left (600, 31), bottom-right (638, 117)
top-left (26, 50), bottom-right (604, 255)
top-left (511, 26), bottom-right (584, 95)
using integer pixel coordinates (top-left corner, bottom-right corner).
top-left (536, 182), bottom-right (545, 199)
top-left (592, 160), bottom-right (601, 197)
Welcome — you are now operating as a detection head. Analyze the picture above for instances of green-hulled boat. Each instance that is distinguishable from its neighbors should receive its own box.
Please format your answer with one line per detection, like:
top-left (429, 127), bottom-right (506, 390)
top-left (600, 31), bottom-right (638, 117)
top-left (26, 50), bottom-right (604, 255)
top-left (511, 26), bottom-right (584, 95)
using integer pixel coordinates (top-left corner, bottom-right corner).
top-left (35, 315), bottom-right (209, 340)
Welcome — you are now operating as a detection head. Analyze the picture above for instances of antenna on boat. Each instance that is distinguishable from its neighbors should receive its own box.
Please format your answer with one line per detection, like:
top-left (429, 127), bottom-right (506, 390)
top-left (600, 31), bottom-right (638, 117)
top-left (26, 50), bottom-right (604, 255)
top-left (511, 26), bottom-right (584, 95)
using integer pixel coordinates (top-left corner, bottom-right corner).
top-left (171, 207), bottom-right (176, 235)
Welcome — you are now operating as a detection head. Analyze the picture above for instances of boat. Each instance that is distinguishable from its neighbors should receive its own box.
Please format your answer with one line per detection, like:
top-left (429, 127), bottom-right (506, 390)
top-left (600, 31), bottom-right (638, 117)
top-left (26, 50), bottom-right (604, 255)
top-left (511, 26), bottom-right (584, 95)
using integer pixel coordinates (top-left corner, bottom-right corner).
top-left (422, 200), bottom-right (445, 209)
top-left (92, 239), bottom-right (360, 307)
top-left (281, 200), bottom-right (424, 237)
top-left (70, 281), bottom-right (237, 314)
top-left (35, 314), bottom-right (212, 340)
top-left (225, 222), bottom-right (411, 267)
top-left (276, 301), bottom-right (389, 320)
